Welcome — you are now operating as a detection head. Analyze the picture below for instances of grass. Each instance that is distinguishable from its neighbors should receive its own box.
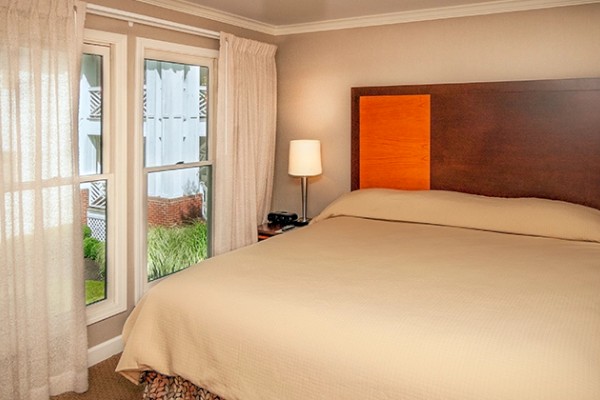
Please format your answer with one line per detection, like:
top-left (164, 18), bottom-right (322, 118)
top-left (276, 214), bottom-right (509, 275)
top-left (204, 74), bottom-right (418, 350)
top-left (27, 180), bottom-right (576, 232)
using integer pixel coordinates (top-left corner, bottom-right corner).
top-left (86, 280), bottom-right (106, 305)
top-left (147, 220), bottom-right (208, 281)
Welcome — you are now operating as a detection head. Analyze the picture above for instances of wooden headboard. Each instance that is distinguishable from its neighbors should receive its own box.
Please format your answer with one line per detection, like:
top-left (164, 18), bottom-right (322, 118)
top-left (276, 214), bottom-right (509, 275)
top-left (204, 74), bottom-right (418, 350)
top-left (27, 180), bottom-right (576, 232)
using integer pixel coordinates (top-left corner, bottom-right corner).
top-left (351, 78), bottom-right (600, 210)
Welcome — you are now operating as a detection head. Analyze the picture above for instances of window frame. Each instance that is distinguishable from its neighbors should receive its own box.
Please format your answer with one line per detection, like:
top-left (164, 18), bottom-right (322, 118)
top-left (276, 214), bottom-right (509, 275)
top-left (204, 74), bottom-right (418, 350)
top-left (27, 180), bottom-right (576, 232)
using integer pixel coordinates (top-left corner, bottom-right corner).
top-left (81, 29), bottom-right (128, 325)
top-left (134, 38), bottom-right (218, 302)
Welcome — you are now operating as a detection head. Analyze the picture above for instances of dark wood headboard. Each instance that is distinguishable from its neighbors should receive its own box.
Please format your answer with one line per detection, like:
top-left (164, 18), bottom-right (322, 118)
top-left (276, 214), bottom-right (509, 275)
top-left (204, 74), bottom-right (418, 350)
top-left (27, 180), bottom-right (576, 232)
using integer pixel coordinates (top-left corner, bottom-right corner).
top-left (351, 78), bottom-right (600, 210)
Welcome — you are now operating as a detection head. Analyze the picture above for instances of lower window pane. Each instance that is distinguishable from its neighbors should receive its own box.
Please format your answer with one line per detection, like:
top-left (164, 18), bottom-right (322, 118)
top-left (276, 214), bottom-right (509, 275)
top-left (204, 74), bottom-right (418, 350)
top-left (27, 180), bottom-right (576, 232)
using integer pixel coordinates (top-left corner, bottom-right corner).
top-left (147, 166), bottom-right (210, 282)
top-left (80, 180), bottom-right (108, 305)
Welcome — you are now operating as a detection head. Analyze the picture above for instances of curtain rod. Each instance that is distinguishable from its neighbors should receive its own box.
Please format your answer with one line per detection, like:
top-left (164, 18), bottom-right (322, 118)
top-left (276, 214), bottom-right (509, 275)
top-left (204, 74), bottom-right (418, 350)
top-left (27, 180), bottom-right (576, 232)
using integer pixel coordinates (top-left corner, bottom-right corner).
top-left (86, 4), bottom-right (220, 40)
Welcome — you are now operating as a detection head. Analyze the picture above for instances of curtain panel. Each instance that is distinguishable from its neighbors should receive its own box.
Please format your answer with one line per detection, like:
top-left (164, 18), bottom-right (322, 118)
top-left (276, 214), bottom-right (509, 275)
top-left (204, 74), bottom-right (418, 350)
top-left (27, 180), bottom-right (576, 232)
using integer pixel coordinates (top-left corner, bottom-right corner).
top-left (0, 1), bottom-right (88, 398)
top-left (214, 32), bottom-right (277, 255)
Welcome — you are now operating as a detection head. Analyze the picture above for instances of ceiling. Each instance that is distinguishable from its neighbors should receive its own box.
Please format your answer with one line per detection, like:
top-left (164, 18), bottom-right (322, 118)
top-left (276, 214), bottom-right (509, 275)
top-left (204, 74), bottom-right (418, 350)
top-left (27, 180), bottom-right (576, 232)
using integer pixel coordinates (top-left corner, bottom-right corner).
top-left (180, 0), bottom-right (502, 26)
top-left (137, 0), bottom-right (598, 34)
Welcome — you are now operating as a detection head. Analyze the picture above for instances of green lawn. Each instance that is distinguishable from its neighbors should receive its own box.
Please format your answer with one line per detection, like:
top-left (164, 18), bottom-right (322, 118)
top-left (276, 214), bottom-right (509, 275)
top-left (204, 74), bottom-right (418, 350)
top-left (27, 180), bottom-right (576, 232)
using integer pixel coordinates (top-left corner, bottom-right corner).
top-left (85, 280), bottom-right (106, 305)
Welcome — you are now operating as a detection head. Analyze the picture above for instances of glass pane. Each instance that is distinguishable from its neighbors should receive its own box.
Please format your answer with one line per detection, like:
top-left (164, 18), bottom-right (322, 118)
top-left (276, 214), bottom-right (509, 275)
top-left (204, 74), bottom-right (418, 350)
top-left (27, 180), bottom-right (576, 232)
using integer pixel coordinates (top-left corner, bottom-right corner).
top-left (81, 180), bottom-right (108, 305)
top-left (78, 53), bottom-right (103, 175)
top-left (147, 166), bottom-right (210, 282)
top-left (143, 59), bottom-right (209, 168)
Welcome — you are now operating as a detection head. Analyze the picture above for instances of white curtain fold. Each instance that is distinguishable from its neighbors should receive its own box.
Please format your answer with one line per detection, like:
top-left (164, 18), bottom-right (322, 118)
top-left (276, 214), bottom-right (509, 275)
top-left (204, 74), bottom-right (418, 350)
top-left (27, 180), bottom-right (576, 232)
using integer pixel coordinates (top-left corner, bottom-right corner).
top-left (0, 1), bottom-right (89, 398)
top-left (214, 32), bottom-right (277, 255)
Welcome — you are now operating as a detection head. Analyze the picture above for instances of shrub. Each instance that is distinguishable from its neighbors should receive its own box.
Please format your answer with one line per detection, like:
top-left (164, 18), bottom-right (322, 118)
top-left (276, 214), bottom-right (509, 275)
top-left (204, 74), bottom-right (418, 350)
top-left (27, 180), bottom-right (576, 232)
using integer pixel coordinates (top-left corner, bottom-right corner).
top-left (82, 225), bottom-right (92, 239)
top-left (147, 221), bottom-right (208, 281)
top-left (83, 235), bottom-right (106, 278)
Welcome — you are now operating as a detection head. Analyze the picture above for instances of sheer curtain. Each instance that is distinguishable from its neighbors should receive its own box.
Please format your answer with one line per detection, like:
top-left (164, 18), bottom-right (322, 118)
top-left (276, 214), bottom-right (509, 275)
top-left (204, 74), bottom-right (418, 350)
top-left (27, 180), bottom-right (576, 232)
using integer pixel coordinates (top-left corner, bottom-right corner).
top-left (214, 32), bottom-right (277, 255)
top-left (0, 1), bottom-right (88, 399)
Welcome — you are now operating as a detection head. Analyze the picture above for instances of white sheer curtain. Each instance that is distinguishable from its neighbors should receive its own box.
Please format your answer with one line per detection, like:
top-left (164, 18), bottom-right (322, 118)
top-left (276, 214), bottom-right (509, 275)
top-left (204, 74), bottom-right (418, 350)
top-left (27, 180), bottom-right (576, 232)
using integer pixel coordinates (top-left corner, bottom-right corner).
top-left (0, 1), bottom-right (88, 399)
top-left (214, 32), bottom-right (277, 255)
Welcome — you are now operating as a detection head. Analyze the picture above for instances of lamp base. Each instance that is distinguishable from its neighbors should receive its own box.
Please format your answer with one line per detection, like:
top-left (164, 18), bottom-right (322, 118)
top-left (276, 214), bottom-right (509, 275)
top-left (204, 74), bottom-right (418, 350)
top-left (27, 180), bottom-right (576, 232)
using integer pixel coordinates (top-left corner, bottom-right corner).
top-left (294, 218), bottom-right (311, 226)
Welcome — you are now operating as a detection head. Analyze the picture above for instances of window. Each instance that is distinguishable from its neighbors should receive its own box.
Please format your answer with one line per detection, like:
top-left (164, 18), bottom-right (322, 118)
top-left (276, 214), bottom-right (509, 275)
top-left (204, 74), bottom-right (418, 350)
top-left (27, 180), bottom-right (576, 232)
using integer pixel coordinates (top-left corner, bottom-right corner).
top-left (78, 30), bottom-right (127, 324)
top-left (134, 39), bottom-right (218, 299)
top-left (79, 50), bottom-right (107, 305)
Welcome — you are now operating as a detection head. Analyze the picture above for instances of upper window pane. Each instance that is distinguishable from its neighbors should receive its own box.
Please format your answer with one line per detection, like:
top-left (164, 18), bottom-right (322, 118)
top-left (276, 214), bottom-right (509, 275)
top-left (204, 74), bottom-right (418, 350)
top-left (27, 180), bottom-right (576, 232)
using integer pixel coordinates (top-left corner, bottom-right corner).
top-left (144, 60), bottom-right (209, 168)
top-left (78, 53), bottom-right (103, 175)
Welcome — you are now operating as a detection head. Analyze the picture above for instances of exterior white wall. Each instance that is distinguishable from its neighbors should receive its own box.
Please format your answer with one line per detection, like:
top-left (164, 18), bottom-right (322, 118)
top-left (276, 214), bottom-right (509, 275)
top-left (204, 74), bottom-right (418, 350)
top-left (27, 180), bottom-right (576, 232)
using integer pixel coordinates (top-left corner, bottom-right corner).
top-left (79, 54), bottom-right (102, 176)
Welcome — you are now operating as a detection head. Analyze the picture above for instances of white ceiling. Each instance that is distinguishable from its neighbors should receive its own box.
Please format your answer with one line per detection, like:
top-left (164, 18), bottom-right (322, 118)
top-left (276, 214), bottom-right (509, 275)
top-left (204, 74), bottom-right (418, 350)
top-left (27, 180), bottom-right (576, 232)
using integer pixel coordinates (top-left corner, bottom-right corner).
top-left (181, 0), bottom-right (501, 25)
top-left (137, 0), bottom-right (599, 34)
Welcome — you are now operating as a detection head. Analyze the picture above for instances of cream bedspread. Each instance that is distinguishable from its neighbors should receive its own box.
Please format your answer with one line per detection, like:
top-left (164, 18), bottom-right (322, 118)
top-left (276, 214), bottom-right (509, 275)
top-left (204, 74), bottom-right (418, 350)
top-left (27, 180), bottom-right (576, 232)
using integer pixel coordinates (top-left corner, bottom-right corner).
top-left (117, 191), bottom-right (600, 400)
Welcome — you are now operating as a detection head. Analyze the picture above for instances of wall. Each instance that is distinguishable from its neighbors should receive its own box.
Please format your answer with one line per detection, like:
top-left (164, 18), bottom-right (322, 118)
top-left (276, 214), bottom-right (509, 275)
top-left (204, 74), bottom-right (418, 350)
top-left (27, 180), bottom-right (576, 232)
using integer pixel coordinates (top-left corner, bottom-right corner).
top-left (147, 195), bottom-right (204, 226)
top-left (84, 0), bottom-right (600, 352)
top-left (84, 0), bottom-right (276, 349)
top-left (271, 4), bottom-right (600, 218)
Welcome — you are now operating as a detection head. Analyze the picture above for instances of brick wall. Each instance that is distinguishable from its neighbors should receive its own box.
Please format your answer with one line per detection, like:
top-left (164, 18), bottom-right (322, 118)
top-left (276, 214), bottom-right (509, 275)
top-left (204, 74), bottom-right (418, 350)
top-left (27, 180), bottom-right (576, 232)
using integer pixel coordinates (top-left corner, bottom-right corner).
top-left (80, 188), bottom-right (89, 226)
top-left (81, 190), bottom-right (204, 228)
top-left (147, 194), bottom-right (204, 227)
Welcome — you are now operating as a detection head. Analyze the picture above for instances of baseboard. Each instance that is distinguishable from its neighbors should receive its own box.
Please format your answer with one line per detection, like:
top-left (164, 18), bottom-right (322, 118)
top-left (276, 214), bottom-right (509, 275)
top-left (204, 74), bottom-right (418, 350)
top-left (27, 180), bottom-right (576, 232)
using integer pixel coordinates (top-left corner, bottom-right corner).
top-left (87, 335), bottom-right (124, 367)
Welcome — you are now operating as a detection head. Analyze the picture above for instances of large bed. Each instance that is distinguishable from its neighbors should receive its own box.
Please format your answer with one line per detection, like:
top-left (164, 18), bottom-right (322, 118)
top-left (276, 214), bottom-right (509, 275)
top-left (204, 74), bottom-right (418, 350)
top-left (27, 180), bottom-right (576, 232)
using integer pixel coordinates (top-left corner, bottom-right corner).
top-left (117, 77), bottom-right (600, 399)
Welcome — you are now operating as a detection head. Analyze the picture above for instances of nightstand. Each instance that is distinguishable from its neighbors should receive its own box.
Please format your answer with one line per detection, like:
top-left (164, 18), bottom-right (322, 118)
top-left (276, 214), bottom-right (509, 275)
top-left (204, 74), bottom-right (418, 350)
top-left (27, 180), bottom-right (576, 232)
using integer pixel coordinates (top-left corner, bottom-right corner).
top-left (257, 223), bottom-right (296, 241)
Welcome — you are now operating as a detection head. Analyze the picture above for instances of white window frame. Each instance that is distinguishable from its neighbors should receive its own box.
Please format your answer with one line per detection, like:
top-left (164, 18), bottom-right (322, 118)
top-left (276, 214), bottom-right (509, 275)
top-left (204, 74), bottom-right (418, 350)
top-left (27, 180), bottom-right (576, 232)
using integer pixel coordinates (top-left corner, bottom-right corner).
top-left (82, 29), bottom-right (128, 325)
top-left (134, 38), bottom-right (218, 302)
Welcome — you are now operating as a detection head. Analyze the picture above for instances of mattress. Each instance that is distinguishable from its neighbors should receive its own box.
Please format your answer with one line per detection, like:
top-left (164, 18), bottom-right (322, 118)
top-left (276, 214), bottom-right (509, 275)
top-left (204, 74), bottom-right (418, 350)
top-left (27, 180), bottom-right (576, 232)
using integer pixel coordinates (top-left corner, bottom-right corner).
top-left (117, 189), bottom-right (600, 400)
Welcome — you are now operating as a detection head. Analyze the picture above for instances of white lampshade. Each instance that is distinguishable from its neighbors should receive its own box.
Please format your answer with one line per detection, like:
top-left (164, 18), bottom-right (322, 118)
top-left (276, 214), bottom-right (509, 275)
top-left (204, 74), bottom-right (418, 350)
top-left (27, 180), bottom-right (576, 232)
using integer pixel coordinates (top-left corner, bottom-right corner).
top-left (288, 140), bottom-right (322, 177)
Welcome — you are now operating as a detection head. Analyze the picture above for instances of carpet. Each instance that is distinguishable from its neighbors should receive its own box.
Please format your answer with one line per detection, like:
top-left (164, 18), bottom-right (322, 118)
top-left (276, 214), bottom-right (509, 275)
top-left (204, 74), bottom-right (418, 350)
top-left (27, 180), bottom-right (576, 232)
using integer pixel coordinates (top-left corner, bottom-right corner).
top-left (50, 353), bottom-right (143, 400)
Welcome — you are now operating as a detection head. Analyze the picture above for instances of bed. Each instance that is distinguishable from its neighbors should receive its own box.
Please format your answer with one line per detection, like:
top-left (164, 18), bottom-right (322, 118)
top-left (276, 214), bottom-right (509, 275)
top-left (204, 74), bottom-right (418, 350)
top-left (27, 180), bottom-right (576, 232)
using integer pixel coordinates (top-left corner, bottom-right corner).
top-left (117, 77), bottom-right (600, 400)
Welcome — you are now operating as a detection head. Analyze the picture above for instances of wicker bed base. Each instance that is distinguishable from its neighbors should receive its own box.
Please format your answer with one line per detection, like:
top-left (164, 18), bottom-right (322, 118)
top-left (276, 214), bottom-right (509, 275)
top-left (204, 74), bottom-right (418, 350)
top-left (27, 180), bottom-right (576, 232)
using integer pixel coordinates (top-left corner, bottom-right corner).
top-left (141, 371), bottom-right (225, 400)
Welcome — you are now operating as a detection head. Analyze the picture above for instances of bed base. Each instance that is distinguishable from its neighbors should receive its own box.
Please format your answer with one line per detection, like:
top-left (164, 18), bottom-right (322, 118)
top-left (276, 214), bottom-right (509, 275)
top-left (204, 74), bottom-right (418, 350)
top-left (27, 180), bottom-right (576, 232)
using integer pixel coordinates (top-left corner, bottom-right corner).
top-left (141, 371), bottom-right (224, 400)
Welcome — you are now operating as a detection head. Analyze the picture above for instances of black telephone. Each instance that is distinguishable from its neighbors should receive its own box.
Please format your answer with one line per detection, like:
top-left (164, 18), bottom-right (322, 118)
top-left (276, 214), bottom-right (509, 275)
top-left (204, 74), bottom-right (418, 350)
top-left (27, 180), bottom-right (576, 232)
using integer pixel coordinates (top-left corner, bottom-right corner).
top-left (267, 211), bottom-right (298, 225)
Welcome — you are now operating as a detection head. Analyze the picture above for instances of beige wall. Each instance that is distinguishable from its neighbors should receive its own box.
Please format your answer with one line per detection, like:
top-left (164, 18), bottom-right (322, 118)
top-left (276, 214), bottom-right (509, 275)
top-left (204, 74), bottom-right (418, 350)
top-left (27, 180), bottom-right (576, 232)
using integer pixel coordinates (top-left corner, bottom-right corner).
top-left (85, 0), bottom-right (275, 348)
top-left (272, 4), bottom-right (600, 218)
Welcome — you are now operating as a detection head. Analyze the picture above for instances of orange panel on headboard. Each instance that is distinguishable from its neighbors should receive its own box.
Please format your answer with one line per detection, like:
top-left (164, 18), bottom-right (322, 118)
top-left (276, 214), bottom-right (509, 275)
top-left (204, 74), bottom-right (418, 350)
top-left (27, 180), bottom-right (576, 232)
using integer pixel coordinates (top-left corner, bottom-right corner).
top-left (359, 95), bottom-right (431, 190)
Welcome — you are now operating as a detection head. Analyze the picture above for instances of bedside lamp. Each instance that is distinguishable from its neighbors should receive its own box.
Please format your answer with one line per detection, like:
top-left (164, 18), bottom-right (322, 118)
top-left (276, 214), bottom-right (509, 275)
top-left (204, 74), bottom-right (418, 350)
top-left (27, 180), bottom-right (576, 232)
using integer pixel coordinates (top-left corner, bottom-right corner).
top-left (288, 140), bottom-right (322, 226)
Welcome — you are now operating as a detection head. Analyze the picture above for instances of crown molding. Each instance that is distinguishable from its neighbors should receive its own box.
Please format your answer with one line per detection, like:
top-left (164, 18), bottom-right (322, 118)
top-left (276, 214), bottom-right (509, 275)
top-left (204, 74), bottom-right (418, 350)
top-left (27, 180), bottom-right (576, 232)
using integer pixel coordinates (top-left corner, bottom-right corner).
top-left (135, 0), bottom-right (600, 36)
top-left (277, 0), bottom-right (600, 35)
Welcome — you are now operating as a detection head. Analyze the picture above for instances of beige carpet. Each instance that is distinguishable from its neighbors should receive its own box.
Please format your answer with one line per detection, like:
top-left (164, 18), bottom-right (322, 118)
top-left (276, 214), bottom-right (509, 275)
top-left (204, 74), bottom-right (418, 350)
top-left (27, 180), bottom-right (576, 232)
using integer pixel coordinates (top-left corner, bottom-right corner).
top-left (50, 354), bottom-right (143, 400)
